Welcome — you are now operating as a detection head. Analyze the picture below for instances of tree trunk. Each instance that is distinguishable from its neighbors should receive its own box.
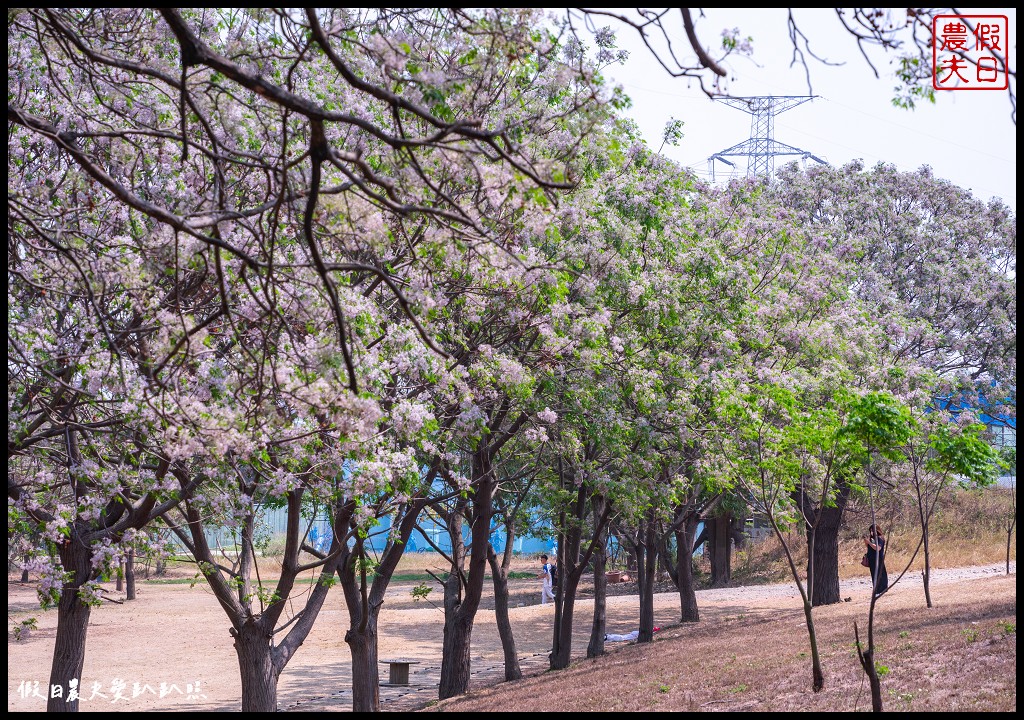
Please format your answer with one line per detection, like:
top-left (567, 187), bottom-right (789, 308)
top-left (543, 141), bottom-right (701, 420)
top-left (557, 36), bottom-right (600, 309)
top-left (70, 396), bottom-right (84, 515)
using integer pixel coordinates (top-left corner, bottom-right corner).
top-left (125, 548), bottom-right (136, 601)
top-left (637, 514), bottom-right (657, 642)
top-left (438, 461), bottom-right (493, 699)
top-left (550, 570), bottom-right (581, 669)
top-left (487, 545), bottom-right (521, 681)
top-left (801, 597), bottom-right (825, 692)
top-left (551, 477), bottom-right (598, 671)
top-left (346, 621), bottom-right (380, 712)
top-left (922, 526), bottom-right (933, 608)
top-left (855, 622), bottom-right (883, 711)
top-left (440, 605), bottom-right (474, 699)
top-left (116, 561), bottom-right (124, 592)
top-left (47, 539), bottom-right (94, 712)
top-left (658, 533), bottom-right (678, 587)
top-left (794, 478), bottom-right (851, 607)
top-left (233, 622), bottom-right (280, 712)
top-left (587, 499), bottom-right (608, 659)
top-left (865, 648), bottom-right (882, 710)
top-left (21, 553), bottom-right (30, 583)
top-left (806, 503), bottom-right (843, 607)
top-left (674, 515), bottom-right (700, 623)
top-left (439, 521), bottom-right (471, 701)
top-left (914, 482), bottom-right (933, 607)
top-left (708, 514), bottom-right (731, 587)
top-left (336, 499), bottom-right (415, 713)
top-left (625, 539), bottom-right (639, 573)
top-left (549, 514), bottom-right (574, 670)
top-left (551, 505), bottom-right (567, 668)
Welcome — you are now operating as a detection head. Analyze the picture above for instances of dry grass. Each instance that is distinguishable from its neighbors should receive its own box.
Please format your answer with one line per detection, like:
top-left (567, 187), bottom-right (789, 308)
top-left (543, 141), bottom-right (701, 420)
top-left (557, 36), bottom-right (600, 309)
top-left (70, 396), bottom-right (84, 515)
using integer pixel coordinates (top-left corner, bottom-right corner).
top-left (731, 486), bottom-right (1017, 586)
top-left (422, 486), bottom-right (1016, 713)
top-left (424, 573), bottom-right (1016, 713)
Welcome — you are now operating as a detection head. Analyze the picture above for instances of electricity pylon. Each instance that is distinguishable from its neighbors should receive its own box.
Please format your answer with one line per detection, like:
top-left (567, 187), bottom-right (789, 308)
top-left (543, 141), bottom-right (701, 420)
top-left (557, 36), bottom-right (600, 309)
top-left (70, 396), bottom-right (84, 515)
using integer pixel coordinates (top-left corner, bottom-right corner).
top-left (708, 96), bottom-right (827, 181)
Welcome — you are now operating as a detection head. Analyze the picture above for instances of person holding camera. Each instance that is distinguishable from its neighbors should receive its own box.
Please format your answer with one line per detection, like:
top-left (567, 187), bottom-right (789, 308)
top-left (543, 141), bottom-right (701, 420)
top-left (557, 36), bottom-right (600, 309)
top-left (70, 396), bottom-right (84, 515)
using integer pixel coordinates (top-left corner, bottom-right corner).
top-left (863, 524), bottom-right (889, 598)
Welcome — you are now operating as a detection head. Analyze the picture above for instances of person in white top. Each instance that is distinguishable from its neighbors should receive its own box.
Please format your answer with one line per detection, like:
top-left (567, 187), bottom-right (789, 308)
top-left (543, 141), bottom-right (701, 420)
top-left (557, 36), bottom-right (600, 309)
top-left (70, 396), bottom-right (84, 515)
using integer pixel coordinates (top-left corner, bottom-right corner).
top-left (537, 554), bottom-right (556, 605)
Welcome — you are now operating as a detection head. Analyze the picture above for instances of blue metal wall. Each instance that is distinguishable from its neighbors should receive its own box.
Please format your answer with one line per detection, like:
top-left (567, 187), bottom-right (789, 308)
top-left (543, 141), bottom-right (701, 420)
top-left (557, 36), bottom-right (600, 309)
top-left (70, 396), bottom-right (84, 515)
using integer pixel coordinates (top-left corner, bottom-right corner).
top-left (294, 510), bottom-right (554, 555)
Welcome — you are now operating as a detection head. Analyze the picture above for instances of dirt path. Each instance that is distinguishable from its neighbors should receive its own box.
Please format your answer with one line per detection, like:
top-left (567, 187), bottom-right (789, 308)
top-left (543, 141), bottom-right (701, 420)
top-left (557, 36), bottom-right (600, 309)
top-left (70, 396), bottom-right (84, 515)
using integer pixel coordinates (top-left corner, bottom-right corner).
top-left (6, 562), bottom-right (1014, 712)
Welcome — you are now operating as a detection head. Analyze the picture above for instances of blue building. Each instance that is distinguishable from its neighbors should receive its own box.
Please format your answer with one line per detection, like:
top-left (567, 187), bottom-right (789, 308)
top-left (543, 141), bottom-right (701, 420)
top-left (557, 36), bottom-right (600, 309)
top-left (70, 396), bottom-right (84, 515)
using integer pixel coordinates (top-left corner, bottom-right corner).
top-left (934, 386), bottom-right (1016, 487)
top-left (281, 505), bottom-right (553, 556)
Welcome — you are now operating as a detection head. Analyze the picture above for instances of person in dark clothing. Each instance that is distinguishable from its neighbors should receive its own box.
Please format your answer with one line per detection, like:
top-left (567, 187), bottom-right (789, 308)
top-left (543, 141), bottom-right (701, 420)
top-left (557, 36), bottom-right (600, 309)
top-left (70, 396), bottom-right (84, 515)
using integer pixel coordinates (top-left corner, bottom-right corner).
top-left (863, 523), bottom-right (889, 598)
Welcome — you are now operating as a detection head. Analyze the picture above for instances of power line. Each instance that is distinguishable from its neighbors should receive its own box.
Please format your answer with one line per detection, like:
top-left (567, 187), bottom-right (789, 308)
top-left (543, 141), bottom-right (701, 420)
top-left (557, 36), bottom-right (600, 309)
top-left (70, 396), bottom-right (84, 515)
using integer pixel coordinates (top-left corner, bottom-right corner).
top-left (816, 96), bottom-right (1013, 165)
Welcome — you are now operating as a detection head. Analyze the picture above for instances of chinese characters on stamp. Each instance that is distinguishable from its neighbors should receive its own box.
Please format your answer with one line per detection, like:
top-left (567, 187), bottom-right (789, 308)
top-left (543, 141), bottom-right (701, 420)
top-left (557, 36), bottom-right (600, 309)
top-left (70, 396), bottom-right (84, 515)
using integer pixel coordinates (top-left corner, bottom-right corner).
top-left (932, 14), bottom-right (1010, 90)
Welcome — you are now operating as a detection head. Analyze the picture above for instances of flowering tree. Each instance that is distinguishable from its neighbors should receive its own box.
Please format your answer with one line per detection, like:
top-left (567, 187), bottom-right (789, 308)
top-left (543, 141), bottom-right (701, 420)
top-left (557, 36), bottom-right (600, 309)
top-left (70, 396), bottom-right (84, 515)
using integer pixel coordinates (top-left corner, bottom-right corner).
top-left (699, 167), bottom-right (913, 691)
top-left (837, 390), bottom-right (1000, 712)
top-left (8, 7), bottom-right (617, 392)
top-left (507, 127), bottom-right (685, 665)
top-left (8, 134), bottom-right (215, 711)
top-left (769, 161), bottom-right (1016, 605)
top-left (9, 7), bottom-right (623, 711)
top-left (535, 126), bottom-right (775, 660)
top-left (153, 302), bottom-right (388, 713)
top-left (11, 6), bottom-right (1014, 713)
top-left (485, 457), bottom-right (542, 681)
top-left (422, 244), bottom-right (580, 699)
top-left (773, 161), bottom-right (1015, 392)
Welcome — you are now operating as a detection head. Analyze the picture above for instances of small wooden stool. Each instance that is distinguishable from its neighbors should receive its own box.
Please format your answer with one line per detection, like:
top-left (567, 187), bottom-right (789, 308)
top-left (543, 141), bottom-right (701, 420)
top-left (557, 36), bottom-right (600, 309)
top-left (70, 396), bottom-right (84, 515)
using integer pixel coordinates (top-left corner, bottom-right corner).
top-left (379, 658), bottom-right (420, 686)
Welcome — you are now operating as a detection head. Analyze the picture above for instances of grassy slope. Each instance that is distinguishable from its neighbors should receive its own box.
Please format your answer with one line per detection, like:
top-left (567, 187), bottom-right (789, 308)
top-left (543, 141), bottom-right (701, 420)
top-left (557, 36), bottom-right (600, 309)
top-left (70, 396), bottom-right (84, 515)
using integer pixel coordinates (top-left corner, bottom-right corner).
top-left (426, 486), bottom-right (1017, 713)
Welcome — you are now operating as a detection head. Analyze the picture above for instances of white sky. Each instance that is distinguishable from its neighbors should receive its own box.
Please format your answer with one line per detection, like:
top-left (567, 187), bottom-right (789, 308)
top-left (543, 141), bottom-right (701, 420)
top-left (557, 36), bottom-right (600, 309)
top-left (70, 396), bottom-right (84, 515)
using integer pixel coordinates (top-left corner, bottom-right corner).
top-left (594, 8), bottom-right (1017, 211)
